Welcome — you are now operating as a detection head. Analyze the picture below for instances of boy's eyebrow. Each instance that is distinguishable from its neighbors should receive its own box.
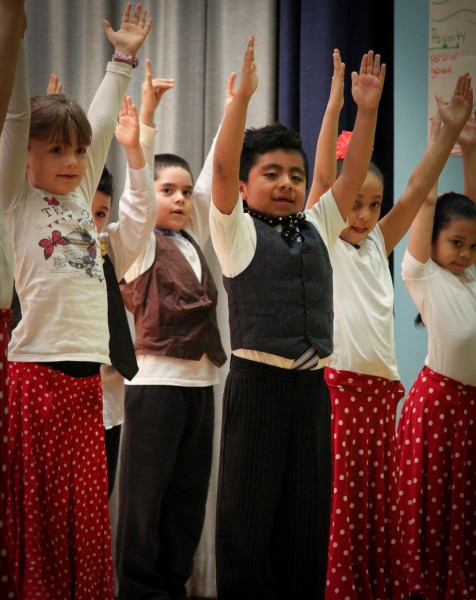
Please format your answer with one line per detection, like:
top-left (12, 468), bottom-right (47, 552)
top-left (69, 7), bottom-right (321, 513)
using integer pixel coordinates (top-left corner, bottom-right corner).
top-left (158, 181), bottom-right (193, 189)
top-left (259, 162), bottom-right (306, 175)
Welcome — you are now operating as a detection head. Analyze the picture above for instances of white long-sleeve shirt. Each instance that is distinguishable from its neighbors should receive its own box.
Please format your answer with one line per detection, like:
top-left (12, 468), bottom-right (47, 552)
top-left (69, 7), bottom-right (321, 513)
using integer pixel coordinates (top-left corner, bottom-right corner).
top-left (0, 41), bottom-right (132, 364)
top-left (101, 126), bottom-right (156, 429)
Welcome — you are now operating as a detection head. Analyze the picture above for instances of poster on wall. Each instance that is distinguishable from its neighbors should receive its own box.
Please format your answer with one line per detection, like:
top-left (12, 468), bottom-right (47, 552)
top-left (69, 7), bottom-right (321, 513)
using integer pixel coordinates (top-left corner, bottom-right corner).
top-left (429, 0), bottom-right (476, 154)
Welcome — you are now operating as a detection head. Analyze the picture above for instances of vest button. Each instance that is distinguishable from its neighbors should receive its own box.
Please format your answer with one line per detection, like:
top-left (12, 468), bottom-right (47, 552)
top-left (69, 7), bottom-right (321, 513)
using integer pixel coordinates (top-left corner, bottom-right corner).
top-left (301, 244), bottom-right (309, 254)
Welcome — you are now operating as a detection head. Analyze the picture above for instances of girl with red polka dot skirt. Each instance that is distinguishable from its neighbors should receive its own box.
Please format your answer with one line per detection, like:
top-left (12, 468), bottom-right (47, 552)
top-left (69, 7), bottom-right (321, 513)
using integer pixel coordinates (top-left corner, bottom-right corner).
top-left (0, 5), bottom-right (151, 598)
top-left (306, 58), bottom-right (473, 599)
top-left (397, 116), bottom-right (476, 599)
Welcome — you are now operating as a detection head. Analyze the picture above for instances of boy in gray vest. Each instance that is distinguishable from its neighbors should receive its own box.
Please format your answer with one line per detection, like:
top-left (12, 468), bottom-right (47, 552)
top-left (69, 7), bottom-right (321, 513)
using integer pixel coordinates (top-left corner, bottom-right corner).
top-left (210, 36), bottom-right (386, 599)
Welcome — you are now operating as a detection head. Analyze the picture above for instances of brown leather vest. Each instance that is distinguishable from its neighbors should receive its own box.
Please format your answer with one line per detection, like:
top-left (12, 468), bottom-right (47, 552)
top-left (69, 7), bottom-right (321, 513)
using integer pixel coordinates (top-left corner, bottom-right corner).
top-left (121, 231), bottom-right (226, 367)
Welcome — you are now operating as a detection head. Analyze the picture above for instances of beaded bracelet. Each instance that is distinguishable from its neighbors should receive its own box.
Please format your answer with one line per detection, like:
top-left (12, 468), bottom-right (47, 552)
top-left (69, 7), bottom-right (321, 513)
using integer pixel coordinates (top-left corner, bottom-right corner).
top-left (112, 51), bottom-right (138, 69)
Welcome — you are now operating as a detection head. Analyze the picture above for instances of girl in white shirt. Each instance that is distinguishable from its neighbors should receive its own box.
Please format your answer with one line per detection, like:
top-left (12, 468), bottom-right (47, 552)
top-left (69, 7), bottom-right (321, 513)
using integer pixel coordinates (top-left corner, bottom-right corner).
top-left (397, 115), bottom-right (476, 600)
top-left (306, 55), bottom-right (472, 600)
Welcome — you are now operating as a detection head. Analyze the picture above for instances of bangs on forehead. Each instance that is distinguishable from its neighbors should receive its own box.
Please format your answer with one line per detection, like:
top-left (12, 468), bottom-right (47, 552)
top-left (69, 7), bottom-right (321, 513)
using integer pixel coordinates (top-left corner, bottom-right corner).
top-left (48, 120), bottom-right (91, 147)
top-left (30, 95), bottom-right (92, 147)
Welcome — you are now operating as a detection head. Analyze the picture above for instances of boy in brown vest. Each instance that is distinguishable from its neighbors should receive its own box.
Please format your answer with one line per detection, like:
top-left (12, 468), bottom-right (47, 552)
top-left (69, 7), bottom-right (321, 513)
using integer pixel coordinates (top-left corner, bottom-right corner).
top-left (116, 114), bottom-right (227, 599)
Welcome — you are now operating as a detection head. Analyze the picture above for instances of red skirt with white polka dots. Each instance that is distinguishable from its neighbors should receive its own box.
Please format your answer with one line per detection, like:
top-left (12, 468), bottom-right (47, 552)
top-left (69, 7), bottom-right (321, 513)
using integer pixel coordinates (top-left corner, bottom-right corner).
top-left (324, 367), bottom-right (408, 600)
top-left (397, 366), bottom-right (476, 599)
top-left (0, 309), bottom-right (17, 599)
top-left (6, 361), bottom-right (114, 599)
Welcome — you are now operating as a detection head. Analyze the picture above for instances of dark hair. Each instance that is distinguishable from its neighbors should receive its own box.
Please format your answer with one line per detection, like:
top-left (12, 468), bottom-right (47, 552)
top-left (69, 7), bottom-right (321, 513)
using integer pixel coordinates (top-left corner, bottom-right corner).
top-left (29, 94), bottom-right (92, 147)
top-left (239, 122), bottom-right (309, 184)
top-left (432, 191), bottom-right (476, 241)
top-left (97, 165), bottom-right (114, 202)
top-left (414, 191), bottom-right (476, 327)
top-left (153, 153), bottom-right (194, 184)
top-left (336, 158), bottom-right (384, 186)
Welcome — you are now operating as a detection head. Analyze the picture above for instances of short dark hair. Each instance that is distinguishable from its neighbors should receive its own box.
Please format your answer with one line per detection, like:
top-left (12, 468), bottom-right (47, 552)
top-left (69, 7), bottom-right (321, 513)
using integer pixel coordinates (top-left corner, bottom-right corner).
top-left (29, 93), bottom-right (92, 147)
top-left (433, 191), bottom-right (476, 241)
top-left (239, 123), bottom-right (309, 184)
top-left (97, 165), bottom-right (114, 202)
top-left (153, 153), bottom-right (194, 184)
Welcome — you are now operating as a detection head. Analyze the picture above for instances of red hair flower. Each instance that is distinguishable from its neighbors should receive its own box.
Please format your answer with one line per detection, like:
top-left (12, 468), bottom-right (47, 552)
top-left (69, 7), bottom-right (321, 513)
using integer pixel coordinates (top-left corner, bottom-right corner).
top-left (336, 130), bottom-right (353, 159)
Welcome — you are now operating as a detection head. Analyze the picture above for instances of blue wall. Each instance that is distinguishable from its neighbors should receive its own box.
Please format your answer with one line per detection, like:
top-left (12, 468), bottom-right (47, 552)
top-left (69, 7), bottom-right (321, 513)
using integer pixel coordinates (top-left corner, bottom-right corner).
top-left (394, 0), bottom-right (465, 397)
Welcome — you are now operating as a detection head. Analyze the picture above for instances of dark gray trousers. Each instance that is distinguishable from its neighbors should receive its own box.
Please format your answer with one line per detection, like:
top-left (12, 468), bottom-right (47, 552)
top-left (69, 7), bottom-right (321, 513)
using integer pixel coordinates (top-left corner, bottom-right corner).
top-left (116, 384), bottom-right (214, 600)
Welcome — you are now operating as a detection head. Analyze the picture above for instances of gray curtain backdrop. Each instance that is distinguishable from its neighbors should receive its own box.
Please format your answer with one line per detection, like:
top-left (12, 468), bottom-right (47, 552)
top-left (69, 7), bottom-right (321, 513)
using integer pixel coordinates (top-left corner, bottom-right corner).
top-left (24, 1), bottom-right (277, 597)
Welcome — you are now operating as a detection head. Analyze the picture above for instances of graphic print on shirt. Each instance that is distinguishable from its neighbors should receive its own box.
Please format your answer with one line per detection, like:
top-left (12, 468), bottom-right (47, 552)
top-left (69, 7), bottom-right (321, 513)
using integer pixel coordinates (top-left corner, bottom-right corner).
top-left (36, 195), bottom-right (103, 280)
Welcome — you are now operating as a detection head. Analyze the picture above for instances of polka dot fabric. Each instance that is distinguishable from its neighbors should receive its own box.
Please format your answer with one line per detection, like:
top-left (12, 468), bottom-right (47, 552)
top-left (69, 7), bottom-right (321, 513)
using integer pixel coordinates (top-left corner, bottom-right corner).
top-left (6, 362), bottom-right (114, 599)
top-left (397, 366), bottom-right (476, 599)
top-left (0, 310), bottom-right (17, 599)
top-left (324, 368), bottom-right (408, 600)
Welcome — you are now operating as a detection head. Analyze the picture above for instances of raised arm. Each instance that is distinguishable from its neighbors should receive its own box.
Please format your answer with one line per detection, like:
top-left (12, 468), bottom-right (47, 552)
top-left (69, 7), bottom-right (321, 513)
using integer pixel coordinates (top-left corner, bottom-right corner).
top-left (306, 49), bottom-right (345, 208)
top-left (380, 73), bottom-right (473, 255)
top-left (138, 58), bottom-right (174, 130)
top-left (191, 71), bottom-right (236, 247)
top-left (0, 0), bottom-right (24, 133)
top-left (458, 109), bottom-right (476, 202)
top-left (121, 58), bottom-right (174, 191)
top-left (330, 50), bottom-right (386, 220)
top-left (406, 114), bottom-right (442, 264)
top-left (85, 3), bottom-right (153, 200)
top-left (212, 35), bottom-right (258, 215)
top-left (108, 94), bottom-right (156, 280)
top-left (115, 95), bottom-right (145, 170)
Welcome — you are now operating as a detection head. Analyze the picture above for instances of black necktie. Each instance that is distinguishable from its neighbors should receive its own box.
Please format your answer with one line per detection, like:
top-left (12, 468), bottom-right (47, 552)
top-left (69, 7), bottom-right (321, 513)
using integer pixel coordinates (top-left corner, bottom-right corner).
top-left (102, 254), bottom-right (138, 381)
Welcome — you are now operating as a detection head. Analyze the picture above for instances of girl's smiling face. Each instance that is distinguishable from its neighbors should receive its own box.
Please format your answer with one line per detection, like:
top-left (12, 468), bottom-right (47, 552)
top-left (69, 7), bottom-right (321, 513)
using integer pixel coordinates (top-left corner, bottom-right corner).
top-left (432, 216), bottom-right (476, 275)
top-left (339, 170), bottom-right (383, 246)
top-left (27, 131), bottom-right (89, 196)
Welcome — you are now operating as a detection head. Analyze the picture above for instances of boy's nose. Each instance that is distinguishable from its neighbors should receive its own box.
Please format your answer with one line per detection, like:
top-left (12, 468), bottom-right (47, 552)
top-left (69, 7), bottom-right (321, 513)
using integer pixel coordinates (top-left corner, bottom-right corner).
top-left (279, 176), bottom-right (292, 189)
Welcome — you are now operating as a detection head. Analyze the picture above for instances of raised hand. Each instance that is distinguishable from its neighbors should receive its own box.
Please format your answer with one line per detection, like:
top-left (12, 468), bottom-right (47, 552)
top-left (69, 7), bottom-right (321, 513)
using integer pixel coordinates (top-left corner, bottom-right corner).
top-left (328, 48), bottom-right (345, 112)
top-left (351, 50), bottom-right (386, 111)
top-left (436, 73), bottom-right (473, 132)
top-left (46, 74), bottom-right (62, 95)
top-left (115, 95), bottom-right (140, 150)
top-left (236, 35), bottom-right (258, 100)
top-left (221, 71), bottom-right (236, 115)
top-left (457, 110), bottom-right (476, 150)
top-left (103, 3), bottom-right (153, 56)
top-left (139, 59), bottom-right (174, 126)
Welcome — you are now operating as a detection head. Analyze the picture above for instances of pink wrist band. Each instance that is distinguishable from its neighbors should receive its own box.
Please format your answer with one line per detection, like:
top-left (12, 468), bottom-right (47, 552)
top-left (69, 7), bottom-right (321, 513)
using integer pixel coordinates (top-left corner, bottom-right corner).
top-left (112, 51), bottom-right (138, 69)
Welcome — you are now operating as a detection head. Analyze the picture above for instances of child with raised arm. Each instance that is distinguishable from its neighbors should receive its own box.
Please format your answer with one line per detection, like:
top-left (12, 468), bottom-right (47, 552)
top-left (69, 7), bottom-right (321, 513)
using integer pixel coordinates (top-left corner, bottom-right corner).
top-left (306, 60), bottom-right (473, 598)
top-left (99, 63), bottom-right (173, 498)
top-left (0, 2), bottom-right (26, 596)
top-left (114, 70), bottom-right (229, 600)
top-left (397, 114), bottom-right (476, 600)
top-left (42, 66), bottom-right (172, 498)
top-left (210, 36), bottom-right (385, 600)
top-left (0, 4), bottom-right (151, 598)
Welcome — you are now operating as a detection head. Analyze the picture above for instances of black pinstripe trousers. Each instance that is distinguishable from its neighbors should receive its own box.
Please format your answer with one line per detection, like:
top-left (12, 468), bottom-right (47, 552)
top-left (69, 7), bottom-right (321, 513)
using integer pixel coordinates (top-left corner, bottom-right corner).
top-left (216, 355), bottom-right (332, 600)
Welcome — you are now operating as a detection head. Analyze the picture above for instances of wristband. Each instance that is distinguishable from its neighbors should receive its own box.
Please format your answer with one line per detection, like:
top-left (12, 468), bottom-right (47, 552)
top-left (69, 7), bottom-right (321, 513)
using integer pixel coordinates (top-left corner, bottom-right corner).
top-left (112, 51), bottom-right (138, 69)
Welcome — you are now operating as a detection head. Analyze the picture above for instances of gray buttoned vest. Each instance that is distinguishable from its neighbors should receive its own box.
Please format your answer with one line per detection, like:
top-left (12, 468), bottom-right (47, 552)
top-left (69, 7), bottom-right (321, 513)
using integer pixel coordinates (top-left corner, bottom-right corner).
top-left (223, 217), bottom-right (334, 360)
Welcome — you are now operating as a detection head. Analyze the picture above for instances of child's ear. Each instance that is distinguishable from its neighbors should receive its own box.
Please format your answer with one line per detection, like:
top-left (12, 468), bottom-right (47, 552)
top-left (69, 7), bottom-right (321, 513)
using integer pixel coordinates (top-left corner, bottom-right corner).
top-left (239, 181), bottom-right (247, 200)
